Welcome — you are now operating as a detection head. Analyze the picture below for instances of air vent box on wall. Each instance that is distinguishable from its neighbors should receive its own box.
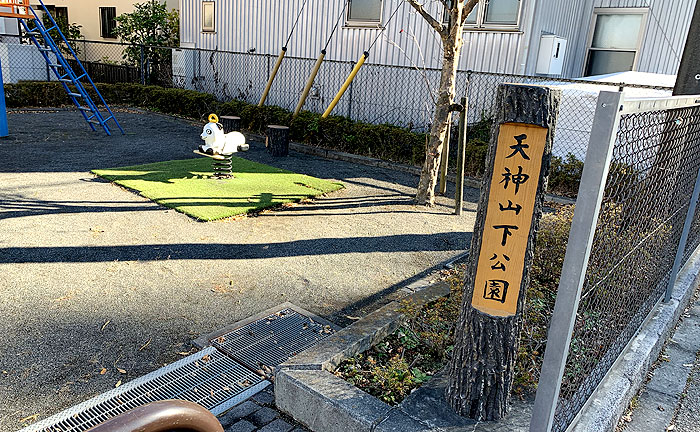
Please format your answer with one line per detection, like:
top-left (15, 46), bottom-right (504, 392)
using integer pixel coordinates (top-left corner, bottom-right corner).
top-left (536, 35), bottom-right (567, 75)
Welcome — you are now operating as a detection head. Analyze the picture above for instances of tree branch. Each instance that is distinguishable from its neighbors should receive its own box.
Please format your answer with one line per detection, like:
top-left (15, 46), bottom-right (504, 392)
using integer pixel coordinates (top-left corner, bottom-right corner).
top-left (461, 0), bottom-right (479, 25)
top-left (405, 0), bottom-right (446, 37)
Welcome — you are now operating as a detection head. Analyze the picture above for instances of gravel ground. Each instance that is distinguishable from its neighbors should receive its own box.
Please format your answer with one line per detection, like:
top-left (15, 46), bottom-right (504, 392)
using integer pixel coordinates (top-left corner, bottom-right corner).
top-left (0, 108), bottom-right (477, 431)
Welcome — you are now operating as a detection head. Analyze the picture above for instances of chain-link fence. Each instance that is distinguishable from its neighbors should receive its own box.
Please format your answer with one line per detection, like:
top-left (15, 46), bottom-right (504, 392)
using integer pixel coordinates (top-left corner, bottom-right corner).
top-left (0, 35), bottom-right (675, 166)
top-left (542, 101), bottom-right (700, 431)
top-left (462, 71), bottom-right (673, 161)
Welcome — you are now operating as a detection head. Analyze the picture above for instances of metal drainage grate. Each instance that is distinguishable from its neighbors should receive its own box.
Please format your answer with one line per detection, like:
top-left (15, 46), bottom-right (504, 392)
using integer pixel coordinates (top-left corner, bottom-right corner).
top-left (20, 347), bottom-right (268, 432)
top-left (212, 308), bottom-right (335, 371)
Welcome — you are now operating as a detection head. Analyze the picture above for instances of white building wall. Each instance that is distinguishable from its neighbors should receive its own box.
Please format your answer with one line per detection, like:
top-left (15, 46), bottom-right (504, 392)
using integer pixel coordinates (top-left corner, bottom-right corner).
top-left (632, 0), bottom-right (694, 75)
top-left (179, 0), bottom-right (528, 73)
top-left (525, 0), bottom-right (693, 78)
top-left (0, 42), bottom-right (54, 82)
top-left (523, 0), bottom-right (593, 77)
top-left (584, 0), bottom-right (693, 76)
top-left (39, 0), bottom-right (179, 43)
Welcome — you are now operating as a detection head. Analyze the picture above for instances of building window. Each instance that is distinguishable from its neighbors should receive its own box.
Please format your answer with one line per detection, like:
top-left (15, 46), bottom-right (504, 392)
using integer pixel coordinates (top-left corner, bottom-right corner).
top-left (443, 1), bottom-right (478, 25)
top-left (584, 9), bottom-right (647, 76)
top-left (43, 5), bottom-right (69, 26)
top-left (446, 0), bottom-right (520, 29)
top-left (202, 1), bottom-right (215, 32)
top-left (347, 0), bottom-right (382, 25)
top-left (484, 0), bottom-right (519, 24)
top-left (99, 7), bottom-right (116, 38)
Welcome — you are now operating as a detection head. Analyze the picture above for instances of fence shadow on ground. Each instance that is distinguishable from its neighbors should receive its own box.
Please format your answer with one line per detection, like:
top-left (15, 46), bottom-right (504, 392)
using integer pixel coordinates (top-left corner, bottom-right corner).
top-left (0, 232), bottom-right (469, 264)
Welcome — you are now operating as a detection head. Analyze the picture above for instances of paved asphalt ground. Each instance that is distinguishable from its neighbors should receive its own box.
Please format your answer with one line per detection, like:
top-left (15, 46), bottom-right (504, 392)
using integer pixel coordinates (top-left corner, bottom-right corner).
top-left (0, 109), bottom-right (477, 431)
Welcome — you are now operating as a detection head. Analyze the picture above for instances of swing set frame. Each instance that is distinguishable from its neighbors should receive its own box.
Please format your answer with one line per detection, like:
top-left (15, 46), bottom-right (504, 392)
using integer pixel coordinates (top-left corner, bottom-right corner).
top-left (260, 0), bottom-right (406, 119)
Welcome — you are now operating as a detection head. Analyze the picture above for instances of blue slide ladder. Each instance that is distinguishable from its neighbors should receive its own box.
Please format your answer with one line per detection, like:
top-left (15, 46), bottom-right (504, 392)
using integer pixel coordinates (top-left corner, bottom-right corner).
top-left (17, 0), bottom-right (124, 135)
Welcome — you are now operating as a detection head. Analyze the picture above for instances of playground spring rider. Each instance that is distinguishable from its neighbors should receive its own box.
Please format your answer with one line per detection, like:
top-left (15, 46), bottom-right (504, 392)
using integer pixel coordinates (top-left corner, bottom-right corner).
top-left (195, 114), bottom-right (249, 179)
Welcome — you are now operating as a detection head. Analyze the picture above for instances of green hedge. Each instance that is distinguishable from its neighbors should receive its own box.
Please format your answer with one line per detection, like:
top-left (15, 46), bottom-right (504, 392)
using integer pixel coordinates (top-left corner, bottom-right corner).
top-left (4, 81), bottom-right (427, 166)
top-left (4, 81), bottom-right (584, 194)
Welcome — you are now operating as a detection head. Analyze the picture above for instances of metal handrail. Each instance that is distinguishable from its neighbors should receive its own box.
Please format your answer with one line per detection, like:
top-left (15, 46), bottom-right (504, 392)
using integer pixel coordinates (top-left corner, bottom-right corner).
top-left (85, 400), bottom-right (224, 432)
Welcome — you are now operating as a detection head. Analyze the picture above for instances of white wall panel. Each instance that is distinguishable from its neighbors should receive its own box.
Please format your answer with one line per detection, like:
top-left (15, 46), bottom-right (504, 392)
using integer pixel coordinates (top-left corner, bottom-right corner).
top-left (180, 0), bottom-right (526, 73)
top-left (524, 0), bottom-right (692, 78)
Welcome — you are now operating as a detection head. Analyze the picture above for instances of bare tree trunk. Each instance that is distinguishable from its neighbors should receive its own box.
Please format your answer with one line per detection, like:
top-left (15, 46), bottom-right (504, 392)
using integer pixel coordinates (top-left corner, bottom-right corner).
top-left (415, 23), bottom-right (463, 205)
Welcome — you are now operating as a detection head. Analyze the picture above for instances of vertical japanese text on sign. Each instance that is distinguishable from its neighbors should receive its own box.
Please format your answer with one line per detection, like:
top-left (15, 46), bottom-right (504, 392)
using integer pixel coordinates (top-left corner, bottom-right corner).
top-left (471, 123), bottom-right (548, 317)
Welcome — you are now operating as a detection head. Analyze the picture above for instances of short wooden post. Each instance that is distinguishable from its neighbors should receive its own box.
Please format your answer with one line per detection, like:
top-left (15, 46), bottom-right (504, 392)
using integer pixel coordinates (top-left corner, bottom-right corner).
top-left (266, 125), bottom-right (289, 157)
top-left (446, 84), bottom-right (560, 420)
top-left (454, 97), bottom-right (467, 215)
top-left (220, 116), bottom-right (241, 132)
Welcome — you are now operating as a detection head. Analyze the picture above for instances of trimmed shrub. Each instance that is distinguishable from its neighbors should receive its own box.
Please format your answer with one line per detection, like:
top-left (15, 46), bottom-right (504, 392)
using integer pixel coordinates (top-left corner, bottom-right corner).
top-left (5, 81), bottom-right (67, 107)
top-left (6, 80), bottom-right (427, 166)
top-left (549, 154), bottom-right (584, 197)
top-left (463, 138), bottom-right (489, 178)
top-left (3, 81), bottom-right (583, 194)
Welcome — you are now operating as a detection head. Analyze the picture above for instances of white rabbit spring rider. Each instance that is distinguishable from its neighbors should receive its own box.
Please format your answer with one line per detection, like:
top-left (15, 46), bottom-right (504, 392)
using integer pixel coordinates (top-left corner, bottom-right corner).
top-left (194, 114), bottom-right (249, 178)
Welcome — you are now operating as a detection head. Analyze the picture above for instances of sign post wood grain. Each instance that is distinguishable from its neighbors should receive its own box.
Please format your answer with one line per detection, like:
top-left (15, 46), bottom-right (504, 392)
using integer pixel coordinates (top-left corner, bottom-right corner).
top-left (446, 84), bottom-right (560, 420)
top-left (471, 123), bottom-right (548, 317)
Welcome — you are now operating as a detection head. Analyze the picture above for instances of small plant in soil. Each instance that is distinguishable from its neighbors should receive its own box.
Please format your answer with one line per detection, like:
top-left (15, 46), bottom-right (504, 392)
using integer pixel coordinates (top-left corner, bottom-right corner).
top-left (335, 268), bottom-right (464, 405)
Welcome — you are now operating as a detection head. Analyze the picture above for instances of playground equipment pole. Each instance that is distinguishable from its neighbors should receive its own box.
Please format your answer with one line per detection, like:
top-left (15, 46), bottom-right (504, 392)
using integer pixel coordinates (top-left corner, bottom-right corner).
top-left (292, 50), bottom-right (326, 120)
top-left (258, 0), bottom-right (309, 107)
top-left (0, 59), bottom-right (8, 137)
top-left (322, 52), bottom-right (368, 118)
top-left (259, 47), bottom-right (287, 107)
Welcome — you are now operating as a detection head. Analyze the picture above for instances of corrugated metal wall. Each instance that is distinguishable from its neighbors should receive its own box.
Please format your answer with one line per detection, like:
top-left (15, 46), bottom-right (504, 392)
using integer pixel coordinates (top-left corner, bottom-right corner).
top-left (179, 0), bottom-right (691, 79)
top-left (179, 0), bottom-right (526, 73)
top-left (525, 0), bottom-right (692, 78)
top-left (523, 0), bottom-right (593, 77)
top-left (632, 0), bottom-right (693, 75)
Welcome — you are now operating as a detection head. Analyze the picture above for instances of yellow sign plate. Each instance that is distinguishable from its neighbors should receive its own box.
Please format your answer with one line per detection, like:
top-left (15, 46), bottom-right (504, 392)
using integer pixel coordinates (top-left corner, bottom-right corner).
top-left (470, 123), bottom-right (548, 317)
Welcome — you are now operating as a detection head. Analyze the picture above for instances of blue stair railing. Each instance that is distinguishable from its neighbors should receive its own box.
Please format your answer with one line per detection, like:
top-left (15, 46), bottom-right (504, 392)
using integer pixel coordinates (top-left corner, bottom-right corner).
top-left (18, 0), bottom-right (124, 135)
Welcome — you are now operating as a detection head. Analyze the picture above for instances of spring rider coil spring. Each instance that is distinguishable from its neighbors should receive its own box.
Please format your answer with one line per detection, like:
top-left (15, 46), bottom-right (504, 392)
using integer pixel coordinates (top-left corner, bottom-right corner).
top-left (212, 153), bottom-right (233, 179)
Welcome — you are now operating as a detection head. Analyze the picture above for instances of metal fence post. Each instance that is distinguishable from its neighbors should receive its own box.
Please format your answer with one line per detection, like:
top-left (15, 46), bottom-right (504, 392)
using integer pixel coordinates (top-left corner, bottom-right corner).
top-left (664, 164), bottom-right (700, 302)
top-left (347, 62), bottom-right (354, 119)
top-left (530, 91), bottom-right (625, 432)
top-left (465, 70), bottom-right (472, 128)
top-left (139, 45), bottom-right (145, 85)
top-left (454, 96), bottom-right (467, 215)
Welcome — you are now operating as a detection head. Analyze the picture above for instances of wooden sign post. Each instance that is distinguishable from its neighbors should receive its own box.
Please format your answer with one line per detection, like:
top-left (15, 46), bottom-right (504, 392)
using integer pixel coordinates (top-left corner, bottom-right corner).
top-left (446, 84), bottom-right (560, 420)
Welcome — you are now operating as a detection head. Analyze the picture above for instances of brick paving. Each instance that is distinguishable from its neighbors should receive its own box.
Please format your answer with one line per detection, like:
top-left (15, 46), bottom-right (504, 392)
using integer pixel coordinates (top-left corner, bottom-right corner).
top-left (218, 388), bottom-right (307, 432)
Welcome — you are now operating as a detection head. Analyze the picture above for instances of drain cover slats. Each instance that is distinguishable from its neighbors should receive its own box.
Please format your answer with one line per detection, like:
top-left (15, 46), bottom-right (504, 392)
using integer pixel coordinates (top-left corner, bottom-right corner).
top-left (20, 347), bottom-right (268, 432)
top-left (212, 308), bottom-right (335, 371)
top-left (22, 305), bottom-right (337, 432)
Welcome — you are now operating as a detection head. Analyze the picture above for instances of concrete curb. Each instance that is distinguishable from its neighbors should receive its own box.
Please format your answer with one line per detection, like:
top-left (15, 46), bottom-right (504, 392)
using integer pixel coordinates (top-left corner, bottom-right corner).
top-left (570, 248), bottom-right (700, 432)
top-left (278, 282), bottom-right (450, 373)
top-left (273, 247), bottom-right (700, 432)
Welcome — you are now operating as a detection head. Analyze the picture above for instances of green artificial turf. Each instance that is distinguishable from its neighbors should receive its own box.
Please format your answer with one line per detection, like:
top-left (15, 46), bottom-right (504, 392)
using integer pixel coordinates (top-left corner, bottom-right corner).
top-left (92, 157), bottom-right (343, 221)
